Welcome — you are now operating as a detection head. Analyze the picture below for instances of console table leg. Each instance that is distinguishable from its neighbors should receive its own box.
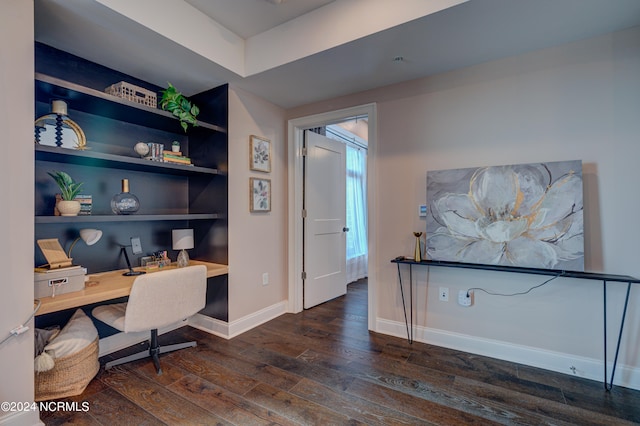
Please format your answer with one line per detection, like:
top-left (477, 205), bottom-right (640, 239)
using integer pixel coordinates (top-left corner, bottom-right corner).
top-left (396, 263), bottom-right (413, 343)
top-left (603, 281), bottom-right (632, 391)
top-left (410, 265), bottom-right (413, 344)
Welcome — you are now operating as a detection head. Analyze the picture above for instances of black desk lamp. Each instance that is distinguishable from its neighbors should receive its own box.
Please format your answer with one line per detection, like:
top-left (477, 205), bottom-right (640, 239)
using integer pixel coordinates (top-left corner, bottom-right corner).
top-left (121, 237), bottom-right (145, 276)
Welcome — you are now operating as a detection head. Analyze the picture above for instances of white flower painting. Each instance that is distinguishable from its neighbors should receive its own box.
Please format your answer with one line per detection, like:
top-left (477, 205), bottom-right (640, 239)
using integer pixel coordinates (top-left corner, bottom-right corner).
top-left (426, 160), bottom-right (584, 271)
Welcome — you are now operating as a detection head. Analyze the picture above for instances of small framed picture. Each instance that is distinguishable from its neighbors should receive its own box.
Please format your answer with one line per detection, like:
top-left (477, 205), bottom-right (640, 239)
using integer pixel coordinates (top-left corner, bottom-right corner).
top-left (250, 135), bottom-right (271, 173)
top-left (250, 178), bottom-right (271, 212)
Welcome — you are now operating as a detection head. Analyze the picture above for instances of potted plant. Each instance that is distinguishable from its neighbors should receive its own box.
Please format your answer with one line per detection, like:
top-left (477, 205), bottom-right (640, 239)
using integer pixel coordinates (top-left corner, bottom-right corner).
top-left (159, 83), bottom-right (200, 132)
top-left (48, 171), bottom-right (83, 216)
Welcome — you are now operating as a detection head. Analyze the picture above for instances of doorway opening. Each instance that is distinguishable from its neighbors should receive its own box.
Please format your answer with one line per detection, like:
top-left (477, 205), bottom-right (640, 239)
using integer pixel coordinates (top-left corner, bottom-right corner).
top-left (288, 103), bottom-right (377, 331)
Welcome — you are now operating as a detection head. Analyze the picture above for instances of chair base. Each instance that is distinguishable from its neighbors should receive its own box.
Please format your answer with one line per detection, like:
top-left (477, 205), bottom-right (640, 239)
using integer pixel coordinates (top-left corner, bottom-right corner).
top-left (104, 329), bottom-right (196, 375)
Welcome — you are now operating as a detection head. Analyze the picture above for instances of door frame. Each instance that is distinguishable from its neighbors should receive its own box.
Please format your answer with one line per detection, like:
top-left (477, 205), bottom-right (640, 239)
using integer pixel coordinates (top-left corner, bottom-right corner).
top-left (287, 103), bottom-right (378, 331)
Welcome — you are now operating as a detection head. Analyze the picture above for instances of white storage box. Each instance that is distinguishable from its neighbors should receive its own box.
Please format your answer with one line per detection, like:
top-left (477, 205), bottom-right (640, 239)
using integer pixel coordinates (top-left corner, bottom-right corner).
top-left (35, 266), bottom-right (86, 299)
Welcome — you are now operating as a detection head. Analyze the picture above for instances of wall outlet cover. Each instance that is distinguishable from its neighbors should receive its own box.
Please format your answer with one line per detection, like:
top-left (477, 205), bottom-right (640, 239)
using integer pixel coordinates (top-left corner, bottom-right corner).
top-left (458, 290), bottom-right (472, 307)
top-left (439, 287), bottom-right (449, 302)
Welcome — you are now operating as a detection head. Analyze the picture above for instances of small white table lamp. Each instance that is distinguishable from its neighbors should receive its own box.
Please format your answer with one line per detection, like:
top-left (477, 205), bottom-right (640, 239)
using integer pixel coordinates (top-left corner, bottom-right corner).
top-left (172, 229), bottom-right (194, 268)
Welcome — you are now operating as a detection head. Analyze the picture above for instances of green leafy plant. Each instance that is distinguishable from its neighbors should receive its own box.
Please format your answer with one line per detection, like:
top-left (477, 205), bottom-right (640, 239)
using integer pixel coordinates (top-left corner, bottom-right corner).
top-left (48, 171), bottom-right (83, 201)
top-left (159, 83), bottom-right (199, 132)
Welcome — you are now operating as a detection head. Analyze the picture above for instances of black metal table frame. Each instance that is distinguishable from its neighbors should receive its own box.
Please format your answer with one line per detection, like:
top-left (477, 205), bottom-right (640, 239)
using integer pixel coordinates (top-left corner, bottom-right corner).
top-left (392, 258), bottom-right (639, 391)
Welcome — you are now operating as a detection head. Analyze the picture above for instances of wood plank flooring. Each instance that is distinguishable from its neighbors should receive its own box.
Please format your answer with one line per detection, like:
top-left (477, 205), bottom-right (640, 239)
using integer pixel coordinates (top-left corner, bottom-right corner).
top-left (40, 279), bottom-right (640, 425)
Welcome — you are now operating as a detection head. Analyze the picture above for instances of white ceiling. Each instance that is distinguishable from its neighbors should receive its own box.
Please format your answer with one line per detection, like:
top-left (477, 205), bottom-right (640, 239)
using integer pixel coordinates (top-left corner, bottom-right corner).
top-left (184, 0), bottom-right (337, 39)
top-left (34, 0), bottom-right (640, 109)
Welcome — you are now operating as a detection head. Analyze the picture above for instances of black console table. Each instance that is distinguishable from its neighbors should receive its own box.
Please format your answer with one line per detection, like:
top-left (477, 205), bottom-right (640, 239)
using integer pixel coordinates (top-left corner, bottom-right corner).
top-left (391, 257), bottom-right (639, 390)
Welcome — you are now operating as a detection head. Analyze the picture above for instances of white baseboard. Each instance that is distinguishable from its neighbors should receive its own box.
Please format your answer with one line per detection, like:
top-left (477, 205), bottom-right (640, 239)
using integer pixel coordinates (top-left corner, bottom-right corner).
top-left (188, 314), bottom-right (229, 338)
top-left (100, 301), bottom-right (286, 356)
top-left (0, 410), bottom-right (42, 426)
top-left (189, 301), bottom-right (287, 339)
top-left (376, 318), bottom-right (640, 391)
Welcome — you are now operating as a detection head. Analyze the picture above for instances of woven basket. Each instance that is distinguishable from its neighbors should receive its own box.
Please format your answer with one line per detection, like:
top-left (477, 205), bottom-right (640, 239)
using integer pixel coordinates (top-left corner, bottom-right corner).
top-left (35, 337), bottom-right (100, 401)
top-left (105, 81), bottom-right (157, 108)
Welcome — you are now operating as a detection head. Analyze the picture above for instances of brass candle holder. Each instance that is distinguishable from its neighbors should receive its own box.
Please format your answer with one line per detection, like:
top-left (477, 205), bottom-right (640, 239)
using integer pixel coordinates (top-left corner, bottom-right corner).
top-left (413, 232), bottom-right (422, 262)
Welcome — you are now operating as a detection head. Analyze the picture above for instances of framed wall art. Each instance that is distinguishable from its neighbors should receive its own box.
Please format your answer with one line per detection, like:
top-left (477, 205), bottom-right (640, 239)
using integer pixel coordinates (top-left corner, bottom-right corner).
top-left (250, 135), bottom-right (271, 172)
top-left (426, 160), bottom-right (584, 271)
top-left (250, 177), bottom-right (271, 212)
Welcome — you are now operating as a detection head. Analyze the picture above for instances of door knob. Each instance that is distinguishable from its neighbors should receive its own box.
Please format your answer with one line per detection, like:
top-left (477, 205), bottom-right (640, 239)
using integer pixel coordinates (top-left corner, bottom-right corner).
top-left (343, 227), bottom-right (349, 232)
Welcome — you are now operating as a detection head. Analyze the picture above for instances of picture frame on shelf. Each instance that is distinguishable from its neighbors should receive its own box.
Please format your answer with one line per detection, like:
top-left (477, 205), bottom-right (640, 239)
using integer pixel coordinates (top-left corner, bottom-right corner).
top-left (250, 177), bottom-right (271, 212)
top-left (249, 135), bottom-right (271, 173)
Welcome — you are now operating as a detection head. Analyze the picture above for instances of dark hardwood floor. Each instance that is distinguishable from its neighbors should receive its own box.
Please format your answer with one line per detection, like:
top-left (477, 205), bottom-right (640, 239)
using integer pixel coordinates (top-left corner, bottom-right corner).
top-left (41, 279), bottom-right (640, 425)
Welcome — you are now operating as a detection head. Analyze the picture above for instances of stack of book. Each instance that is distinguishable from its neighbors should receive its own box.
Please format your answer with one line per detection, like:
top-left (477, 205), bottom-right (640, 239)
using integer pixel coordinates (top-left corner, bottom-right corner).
top-left (146, 143), bottom-right (164, 161)
top-left (76, 194), bottom-right (93, 215)
top-left (162, 150), bottom-right (192, 166)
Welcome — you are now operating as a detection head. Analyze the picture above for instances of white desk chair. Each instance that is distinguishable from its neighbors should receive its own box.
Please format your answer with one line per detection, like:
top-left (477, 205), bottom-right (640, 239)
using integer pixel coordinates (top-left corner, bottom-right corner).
top-left (92, 265), bottom-right (206, 374)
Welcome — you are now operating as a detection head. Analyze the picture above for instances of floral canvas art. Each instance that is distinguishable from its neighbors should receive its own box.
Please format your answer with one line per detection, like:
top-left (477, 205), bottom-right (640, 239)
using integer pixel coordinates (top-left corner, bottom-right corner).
top-left (426, 160), bottom-right (584, 271)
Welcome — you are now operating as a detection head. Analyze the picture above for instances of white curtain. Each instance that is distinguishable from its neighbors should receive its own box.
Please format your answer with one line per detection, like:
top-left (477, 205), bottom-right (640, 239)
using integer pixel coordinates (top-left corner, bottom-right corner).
top-left (346, 144), bottom-right (367, 283)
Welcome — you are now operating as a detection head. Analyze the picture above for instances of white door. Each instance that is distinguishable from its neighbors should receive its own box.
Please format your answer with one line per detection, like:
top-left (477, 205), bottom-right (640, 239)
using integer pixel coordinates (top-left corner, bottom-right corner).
top-left (303, 130), bottom-right (347, 309)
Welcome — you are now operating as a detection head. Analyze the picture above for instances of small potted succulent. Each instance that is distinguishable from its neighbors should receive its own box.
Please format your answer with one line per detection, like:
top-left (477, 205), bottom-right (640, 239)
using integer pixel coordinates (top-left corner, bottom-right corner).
top-left (160, 83), bottom-right (199, 132)
top-left (48, 171), bottom-right (83, 216)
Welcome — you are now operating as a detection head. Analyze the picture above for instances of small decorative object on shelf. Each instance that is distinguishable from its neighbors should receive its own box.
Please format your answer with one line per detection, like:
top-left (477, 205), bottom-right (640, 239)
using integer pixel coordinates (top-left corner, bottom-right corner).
top-left (146, 143), bottom-right (165, 161)
top-left (163, 151), bottom-right (192, 165)
top-left (111, 179), bottom-right (140, 215)
top-left (160, 83), bottom-right (199, 132)
top-left (134, 141), bottom-right (150, 158)
top-left (55, 194), bottom-right (92, 216)
top-left (48, 171), bottom-right (83, 216)
top-left (105, 81), bottom-right (157, 108)
top-left (76, 194), bottom-right (93, 216)
top-left (171, 141), bottom-right (180, 153)
top-left (413, 232), bottom-right (422, 262)
top-left (35, 100), bottom-right (87, 150)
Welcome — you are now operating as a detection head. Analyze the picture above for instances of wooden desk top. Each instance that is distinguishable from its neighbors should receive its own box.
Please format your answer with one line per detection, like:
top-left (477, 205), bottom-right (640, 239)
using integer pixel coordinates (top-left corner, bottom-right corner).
top-left (36, 260), bottom-right (228, 316)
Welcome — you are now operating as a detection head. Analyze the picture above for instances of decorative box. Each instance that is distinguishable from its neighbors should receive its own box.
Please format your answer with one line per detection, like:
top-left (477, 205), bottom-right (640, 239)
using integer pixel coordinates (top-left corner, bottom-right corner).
top-left (105, 81), bottom-right (157, 108)
top-left (34, 266), bottom-right (86, 299)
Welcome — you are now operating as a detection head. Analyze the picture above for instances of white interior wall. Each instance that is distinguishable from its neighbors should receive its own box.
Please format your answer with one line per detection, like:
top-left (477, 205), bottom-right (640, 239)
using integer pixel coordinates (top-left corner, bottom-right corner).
top-left (0, 1), bottom-right (40, 425)
top-left (227, 86), bottom-right (288, 327)
top-left (288, 26), bottom-right (640, 388)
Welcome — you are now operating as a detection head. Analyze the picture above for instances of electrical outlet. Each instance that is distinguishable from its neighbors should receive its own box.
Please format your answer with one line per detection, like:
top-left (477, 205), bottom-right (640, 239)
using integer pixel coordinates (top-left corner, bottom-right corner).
top-left (262, 273), bottom-right (269, 286)
top-left (458, 290), bottom-right (472, 307)
top-left (439, 287), bottom-right (449, 302)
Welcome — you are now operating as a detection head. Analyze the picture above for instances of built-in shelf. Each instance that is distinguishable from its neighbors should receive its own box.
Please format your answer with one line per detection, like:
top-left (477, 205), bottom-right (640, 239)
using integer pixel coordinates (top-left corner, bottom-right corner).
top-left (35, 73), bottom-right (227, 134)
top-left (34, 43), bottom-right (229, 320)
top-left (35, 145), bottom-right (223, 176)
top-left (35, 213), bottom-right (221, 224)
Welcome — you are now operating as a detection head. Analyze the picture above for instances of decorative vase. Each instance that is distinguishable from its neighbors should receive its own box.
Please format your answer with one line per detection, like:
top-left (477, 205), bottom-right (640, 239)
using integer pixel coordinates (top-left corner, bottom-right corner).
top-left (57, 200), bottom-right (81, 216)
top-left (111, 179), bottom-right (140, 215)
top-left (413, 232), bottom-right (422, 262)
